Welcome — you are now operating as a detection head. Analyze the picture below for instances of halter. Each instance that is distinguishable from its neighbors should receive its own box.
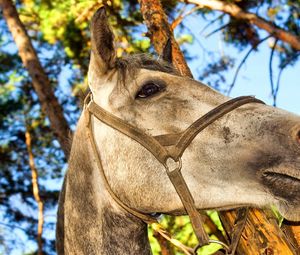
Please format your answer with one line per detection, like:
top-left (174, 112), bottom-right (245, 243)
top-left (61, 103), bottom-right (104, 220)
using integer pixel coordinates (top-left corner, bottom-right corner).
top-left (84, 92), bottom-right (264, 254)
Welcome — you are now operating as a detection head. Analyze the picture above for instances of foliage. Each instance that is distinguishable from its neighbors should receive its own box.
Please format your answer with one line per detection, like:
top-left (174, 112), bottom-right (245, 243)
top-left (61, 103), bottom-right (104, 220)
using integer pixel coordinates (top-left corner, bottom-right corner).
top-left (0, 0), bottom-right (299, 254)
top-left (148, 213), bottom-right (224, 255)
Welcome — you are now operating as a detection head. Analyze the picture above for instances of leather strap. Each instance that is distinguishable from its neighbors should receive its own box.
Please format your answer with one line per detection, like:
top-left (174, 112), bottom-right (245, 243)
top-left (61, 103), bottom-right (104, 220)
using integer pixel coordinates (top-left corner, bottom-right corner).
top-left (165, 158), bottom-right (209, 245)
top-left (87, 100), bottom-right (170, 165)
top-left (87, 96), bottom-right (264, 164)
top-left (85, 109), bottom-right (157, 224)
top-left (157, 96), bottom-right (264, 160)
top-left (85, 93), bottom-right (264, 248)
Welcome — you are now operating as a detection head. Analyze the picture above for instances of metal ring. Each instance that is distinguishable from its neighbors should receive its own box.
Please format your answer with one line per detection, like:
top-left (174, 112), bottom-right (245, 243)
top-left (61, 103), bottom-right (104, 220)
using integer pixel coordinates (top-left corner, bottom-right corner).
top-left (209, 239), bottom-right (230, 253)
top-left (165, 157), bottom-right (182, 173)
top-left (193, 239), bottom-right (230, 255)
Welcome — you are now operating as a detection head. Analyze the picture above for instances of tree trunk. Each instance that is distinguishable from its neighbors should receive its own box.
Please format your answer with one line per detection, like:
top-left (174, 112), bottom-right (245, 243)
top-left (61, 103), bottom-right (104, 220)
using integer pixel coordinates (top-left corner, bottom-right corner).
top-left (138, 1), bottom-right (298, 254)
top-left (0, 0), bottom-right (71, 157)
top-left (220, 209), bottom-right (298, 255)
top-left (139, 0), bottom-right (193, 77)
top-left (281, 221), bottom-right (300, 254)
top-left (184, 0), bottom-right (300, 51)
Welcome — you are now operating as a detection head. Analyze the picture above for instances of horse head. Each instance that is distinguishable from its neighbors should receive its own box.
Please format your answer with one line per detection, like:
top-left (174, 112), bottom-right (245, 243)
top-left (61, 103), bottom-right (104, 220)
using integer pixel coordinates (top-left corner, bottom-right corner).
top-left (56, 7), bottom-right (300, 255)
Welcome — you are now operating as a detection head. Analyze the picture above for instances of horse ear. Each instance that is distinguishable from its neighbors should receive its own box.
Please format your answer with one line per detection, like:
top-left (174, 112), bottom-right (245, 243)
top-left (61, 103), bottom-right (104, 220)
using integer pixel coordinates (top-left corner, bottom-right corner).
top-left (90, 7), bottom-right (116, 74)
top-left (161, 38), bottom-right (173, 63)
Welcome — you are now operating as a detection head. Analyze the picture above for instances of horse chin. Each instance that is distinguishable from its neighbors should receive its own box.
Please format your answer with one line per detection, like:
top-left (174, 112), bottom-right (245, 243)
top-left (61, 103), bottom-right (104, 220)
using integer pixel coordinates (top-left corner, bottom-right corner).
top-left (261, 167), bottom-right (300, 221)
top-left (277, 202), bottom-right (300, 222)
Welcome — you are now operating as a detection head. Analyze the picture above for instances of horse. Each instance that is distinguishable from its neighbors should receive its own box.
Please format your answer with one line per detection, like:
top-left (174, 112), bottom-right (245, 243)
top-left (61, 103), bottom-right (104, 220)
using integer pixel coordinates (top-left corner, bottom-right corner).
top-left (56, 7), bottom-right (300, 255)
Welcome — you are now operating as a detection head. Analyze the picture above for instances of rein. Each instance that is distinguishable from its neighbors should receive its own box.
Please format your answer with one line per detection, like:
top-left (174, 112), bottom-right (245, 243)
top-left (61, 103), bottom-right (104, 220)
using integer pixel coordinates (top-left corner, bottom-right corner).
top-left (84, 93), bottom-right (264, 254)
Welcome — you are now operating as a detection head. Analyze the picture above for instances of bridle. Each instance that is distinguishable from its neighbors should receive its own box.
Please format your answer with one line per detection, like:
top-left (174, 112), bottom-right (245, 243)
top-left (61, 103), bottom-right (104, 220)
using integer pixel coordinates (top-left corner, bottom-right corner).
top-left (84, 92), bottom-right (264, 254)
top-left (84, 93), bottom-right (264, 254)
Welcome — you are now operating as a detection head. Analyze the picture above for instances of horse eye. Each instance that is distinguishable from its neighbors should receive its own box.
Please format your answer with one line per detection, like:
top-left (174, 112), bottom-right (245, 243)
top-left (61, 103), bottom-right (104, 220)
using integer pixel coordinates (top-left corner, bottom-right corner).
top-left (136, 83), bottom-right (164, 98)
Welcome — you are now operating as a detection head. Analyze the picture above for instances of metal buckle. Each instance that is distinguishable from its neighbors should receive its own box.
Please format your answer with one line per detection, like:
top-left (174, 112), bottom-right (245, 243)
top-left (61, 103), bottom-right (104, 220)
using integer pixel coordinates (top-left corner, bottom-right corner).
top-left (165, 157), bottom-right (182, 174)
top-left (193, 239), bottom-right (230, 255)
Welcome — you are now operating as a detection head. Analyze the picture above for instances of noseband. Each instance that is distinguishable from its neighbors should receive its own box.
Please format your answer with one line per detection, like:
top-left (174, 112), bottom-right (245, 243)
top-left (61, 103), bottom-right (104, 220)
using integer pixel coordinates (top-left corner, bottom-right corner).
top-left (84, 93), bottom-right (264, 254)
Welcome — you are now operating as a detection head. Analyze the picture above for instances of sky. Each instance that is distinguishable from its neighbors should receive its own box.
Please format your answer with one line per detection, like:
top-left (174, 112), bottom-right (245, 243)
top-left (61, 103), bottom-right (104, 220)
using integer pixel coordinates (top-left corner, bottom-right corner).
top-left (181, 12), bottom-right (299, 115)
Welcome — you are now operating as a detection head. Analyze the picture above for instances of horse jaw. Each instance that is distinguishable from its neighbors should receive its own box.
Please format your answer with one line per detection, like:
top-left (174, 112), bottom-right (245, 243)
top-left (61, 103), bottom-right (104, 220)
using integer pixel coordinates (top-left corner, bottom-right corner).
top-left (56, 115), bottom-right (152, 255)
top-left (91, 69), bottom-right (300, 222)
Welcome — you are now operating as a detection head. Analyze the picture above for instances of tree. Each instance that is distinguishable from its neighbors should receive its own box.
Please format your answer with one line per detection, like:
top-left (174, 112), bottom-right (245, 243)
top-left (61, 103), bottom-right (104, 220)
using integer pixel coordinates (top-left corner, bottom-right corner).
top-left (185, 0), bottom-right (300, 50)
top-left (0, 0), bottom-right (299, 254)
top-left (0, 0), bottom-right (71, 157)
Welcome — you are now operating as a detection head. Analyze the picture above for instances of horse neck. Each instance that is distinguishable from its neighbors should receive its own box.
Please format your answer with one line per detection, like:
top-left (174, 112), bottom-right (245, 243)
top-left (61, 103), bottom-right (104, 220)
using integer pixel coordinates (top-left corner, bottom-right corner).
top-left (56, 112), bottom-right (152, 255)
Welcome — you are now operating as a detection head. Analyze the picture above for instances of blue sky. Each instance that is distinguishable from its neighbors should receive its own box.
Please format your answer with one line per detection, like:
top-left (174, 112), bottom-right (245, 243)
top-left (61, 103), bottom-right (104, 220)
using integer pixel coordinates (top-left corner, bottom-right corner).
top-left (180, 12), bottom-right (299, 115)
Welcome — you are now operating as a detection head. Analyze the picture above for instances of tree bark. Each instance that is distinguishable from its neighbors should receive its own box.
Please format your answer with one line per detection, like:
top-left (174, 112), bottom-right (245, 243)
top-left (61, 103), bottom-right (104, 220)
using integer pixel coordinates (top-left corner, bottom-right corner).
top-left (0, 0), bottom-right (71, 157)
top-left (281, 221), bottom-right (300, 254)
top-left (139, 1), bottom-right (298, 254)
top-left (184, 0), bottom-right (300, 51)
top-left (139, 0), bottom-right (193, 77)
top-left (220, 209), bottom-right (298, 255)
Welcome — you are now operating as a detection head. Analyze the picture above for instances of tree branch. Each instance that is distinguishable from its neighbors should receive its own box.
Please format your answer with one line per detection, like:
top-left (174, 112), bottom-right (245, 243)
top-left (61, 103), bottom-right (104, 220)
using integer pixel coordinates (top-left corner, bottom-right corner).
top-left (203, 214), bottom-right (227, 244)
top-left (183, 0), bottom-right (300, 51)
top-left (0, 0), bottom-right (71, 157)
top-left (171, 6), bottom-right (201, 30)
top-left (152, 223), bottom-right (194, 255)
top-left (273, 52), bottom-right (300, 109)
top-left (227, 35), bottom-right (271, 95)
top-left (25, 124), bottom-right (44, 255)
top-left (153, 229), bottom-right (175, 255)
top-left (220, 209), bottom-right (298, 254)
top-left (199, 14), bottom-right (225, 36)
top-left (204, 23), bottom-right (229, 38)
top-left (139, 0), bottom-right (193, 77)
top-left (269, 39), bottom-right (279, 106)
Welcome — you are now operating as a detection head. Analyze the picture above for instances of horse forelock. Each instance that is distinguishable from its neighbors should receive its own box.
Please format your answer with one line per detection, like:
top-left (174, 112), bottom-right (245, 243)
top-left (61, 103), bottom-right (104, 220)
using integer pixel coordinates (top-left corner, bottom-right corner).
top-left (115, 53), bottom-right (178, 77)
